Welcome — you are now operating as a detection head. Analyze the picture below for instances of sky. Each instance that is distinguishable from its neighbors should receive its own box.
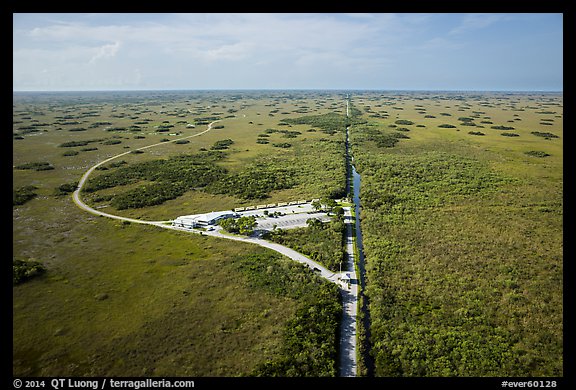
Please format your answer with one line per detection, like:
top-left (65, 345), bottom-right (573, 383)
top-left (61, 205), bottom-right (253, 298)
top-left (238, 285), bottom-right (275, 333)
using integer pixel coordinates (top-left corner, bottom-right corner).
top-left (13, 13), bottom-right (563, 91)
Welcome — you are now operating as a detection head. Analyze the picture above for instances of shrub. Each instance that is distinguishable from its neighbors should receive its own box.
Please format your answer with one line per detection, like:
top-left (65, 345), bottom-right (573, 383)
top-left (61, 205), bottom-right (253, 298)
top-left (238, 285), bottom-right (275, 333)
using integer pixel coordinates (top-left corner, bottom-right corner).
top-left (13, 185), bottom-right (38, 206)
top-left (524, 151), bottom-right (550, 157)
top-left (54, 182), bottom-right (78, 196)
top-left (211, 139), bottom-right (234, 150)
top-left (531, 131), bottom-right (559, 139)
top-left (59, 140), bottom-right (90, 147)
top-left (273, 142), bottom-right (292, 148)
top-left (491, 125), bottom-right (515, 130)
top-left (13, 258), bottom-right (46, 284)
top-left (219, 216), bottom-right (257, 235)
top-left (102, 139), bottom-right (122, 145)
top-left (14, 162), bottom-right (54, 171)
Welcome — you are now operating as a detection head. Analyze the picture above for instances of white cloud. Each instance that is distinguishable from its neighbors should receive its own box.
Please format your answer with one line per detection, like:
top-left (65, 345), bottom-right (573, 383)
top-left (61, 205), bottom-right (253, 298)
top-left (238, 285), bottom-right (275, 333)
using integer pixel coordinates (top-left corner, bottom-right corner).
top-left (13, 13), bottom-right (562, 91)
top-left (89, 41), bottom-right (121, 63)
top-left (450, 13), bottom-right (507, 35)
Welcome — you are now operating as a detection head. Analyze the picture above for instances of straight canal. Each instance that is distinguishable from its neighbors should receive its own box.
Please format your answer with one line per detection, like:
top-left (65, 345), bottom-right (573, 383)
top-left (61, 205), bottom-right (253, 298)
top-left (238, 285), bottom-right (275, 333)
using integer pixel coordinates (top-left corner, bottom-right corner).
top-left (345, 96), bottom-right (375, 376)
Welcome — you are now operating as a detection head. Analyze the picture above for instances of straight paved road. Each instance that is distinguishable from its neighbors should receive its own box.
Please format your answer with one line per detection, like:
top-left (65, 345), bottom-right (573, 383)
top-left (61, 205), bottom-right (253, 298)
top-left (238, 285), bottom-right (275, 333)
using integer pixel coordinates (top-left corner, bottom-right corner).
top-left (339, 208), bottom-right (358, 377)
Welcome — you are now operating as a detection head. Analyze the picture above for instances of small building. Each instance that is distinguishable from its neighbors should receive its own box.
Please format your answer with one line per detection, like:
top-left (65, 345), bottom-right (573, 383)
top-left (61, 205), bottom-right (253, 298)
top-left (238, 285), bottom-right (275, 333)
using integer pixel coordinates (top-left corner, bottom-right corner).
top-left (173, 211), bottom-right (239, 228)
top-left (194, 211), bottom-right (239, 226)
top-left (172, 215), bottom-right (198, 229)
top-left (341, 273), bottom-right (352, 285)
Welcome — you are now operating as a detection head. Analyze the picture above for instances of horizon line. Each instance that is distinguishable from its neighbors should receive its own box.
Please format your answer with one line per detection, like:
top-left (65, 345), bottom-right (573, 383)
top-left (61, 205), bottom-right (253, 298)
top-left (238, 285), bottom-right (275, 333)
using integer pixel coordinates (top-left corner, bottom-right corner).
top-left (13, 88), bottom-right (564, 94)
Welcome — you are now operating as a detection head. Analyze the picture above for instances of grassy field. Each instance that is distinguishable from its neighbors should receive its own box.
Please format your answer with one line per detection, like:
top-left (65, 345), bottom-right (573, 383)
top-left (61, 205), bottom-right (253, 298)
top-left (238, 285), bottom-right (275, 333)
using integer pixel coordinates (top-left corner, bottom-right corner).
top-left (349, 91), bottom-right (563, 376)
top-left (13, 90), bottom-right (563, 377)
top-left (13, 216), bottom-right (291, 376)
top-left (13, 90), bottom-right (346, 377)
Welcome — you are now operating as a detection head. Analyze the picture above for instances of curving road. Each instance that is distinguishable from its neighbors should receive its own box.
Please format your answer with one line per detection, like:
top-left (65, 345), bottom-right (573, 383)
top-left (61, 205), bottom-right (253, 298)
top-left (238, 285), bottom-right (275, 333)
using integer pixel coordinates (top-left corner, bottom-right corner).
top-left (72, 119), bottom-right (342, 283)
top-left (72, 111), bottom-right (358, 377)
top-left (72, 120), bottom-right (220, 218)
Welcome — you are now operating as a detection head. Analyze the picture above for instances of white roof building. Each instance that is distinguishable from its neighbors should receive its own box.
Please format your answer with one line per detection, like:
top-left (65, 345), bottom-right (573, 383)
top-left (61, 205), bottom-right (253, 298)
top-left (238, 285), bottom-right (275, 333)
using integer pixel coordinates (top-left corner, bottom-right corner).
top-left (341, 273), bottom-right (352, 283)
top-left (173, 211), bottom-right (239, 228)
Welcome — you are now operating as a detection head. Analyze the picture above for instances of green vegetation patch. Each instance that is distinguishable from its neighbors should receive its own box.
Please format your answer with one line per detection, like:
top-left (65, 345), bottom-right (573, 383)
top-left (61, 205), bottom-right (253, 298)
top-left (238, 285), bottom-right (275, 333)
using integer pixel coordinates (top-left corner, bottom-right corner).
top-left (352, 126), bottom-right (410, 149)
top-left (83, 152), bottom-right (227, 209)
top-left (211, 139), bottom-right (234, 150)
top-left (14, 161), bottom-right (55, 171)
top-left (219, 216), bottom-right (257, 235)
top-left (13, 185), bottom-right (38, 206)
top-left (281, 112), bottom-right (355, 135)
top-left (352, 107), bottom-right (562, 376)
top-left (13, 258), bottom-right (46, 285)
top-left (207, 162), bottom-right (296, 200)
top-left (236, 253), bottom-right (341, 377)
top-left (53, 182), bottom-right (78, 197)
top-left (272, 142), bottom-right (292, 148)
top-left (59, 140), bottom-right (98, 148)
top-left (357, 151), bottom-right (512, 214)
top-left (524, 150), bottom-right (551, 158)
top-left (531, 131), bottom-right (559, 139)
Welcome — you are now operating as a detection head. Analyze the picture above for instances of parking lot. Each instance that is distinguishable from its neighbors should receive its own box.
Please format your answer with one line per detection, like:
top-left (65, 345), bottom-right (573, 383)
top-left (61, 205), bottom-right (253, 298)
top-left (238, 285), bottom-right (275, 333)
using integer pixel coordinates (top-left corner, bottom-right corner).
top-left (237, 203), bottom-right (332, 231)
top-left (255, 212), bottom-right (332, 231)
